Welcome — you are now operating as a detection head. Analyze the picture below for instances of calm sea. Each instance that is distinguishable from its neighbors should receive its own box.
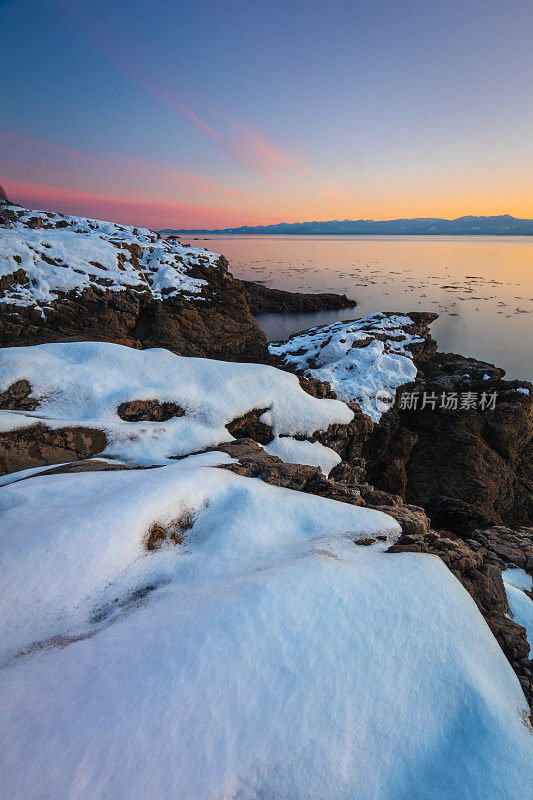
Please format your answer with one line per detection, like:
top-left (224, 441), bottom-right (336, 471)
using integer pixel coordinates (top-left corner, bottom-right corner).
top-left (190, 235), bottom-right (533, 382)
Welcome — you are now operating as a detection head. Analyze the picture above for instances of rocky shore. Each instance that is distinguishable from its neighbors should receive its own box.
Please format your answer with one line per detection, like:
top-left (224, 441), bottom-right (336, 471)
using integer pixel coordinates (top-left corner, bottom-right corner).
top-left (0, 204), bottom-right (354, 361)
top-left (0, 204), bottom-right (531, 799)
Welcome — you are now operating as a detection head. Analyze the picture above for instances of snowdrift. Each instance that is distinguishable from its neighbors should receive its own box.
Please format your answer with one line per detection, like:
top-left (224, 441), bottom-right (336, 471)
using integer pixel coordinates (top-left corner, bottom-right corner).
top-left (0, 341), bottom-right (354, 473)
top-left (0, 461), bottom-right (531, 799)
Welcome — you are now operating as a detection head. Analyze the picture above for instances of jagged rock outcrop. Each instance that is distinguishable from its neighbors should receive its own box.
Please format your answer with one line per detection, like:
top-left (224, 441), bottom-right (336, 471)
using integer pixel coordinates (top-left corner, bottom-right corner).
top-left (268, 311), bottom-right (438, 420)
top-left (0, 205), bottom-right (266, 361)
top-left (213, 438), bottom-right (430, 535)
top-left (270, 310), bottom-right (532, 533)
top-left (365, 354), bottom-right (533, 533)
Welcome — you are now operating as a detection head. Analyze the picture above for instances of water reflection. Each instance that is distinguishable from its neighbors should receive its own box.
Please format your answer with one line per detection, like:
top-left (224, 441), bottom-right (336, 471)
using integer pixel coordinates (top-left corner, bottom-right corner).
top-left (191, 234), bottom-right (533, 381)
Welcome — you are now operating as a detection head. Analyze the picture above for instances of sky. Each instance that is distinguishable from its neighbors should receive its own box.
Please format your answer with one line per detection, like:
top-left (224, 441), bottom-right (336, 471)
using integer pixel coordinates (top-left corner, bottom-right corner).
top-left (1, 0), bottom-right (533, 229)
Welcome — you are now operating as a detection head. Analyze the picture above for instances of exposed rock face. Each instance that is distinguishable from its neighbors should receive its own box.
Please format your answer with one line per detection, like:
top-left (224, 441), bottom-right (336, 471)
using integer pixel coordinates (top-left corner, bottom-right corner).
top-left (225, 409), bottom-right (274, 444)
top-left (0, 204), bottom-right (267, 361)
top-left (270, 312), bottom-right (531, 535)
top-left (297, 375), bottom-right (337, 399)
top-left (0, 423), bottom-right (107, 474)
top-left (372, 504), bottom-right (429, 536)
top-left (242, 280), bottom-right (355, 314)
top-left (270, 308), bottom-right (532, 547)
top-left (365, 354), bottom-right (533, 533)
top-left (388, 525), bottom-right (533, 713)
top-left (0, 379), bottom-right (39, 411)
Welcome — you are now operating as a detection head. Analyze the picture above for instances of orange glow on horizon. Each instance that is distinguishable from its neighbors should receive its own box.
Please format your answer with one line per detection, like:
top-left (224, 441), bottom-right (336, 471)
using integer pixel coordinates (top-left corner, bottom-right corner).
top-left (4, 176), bottom-right (533, 231)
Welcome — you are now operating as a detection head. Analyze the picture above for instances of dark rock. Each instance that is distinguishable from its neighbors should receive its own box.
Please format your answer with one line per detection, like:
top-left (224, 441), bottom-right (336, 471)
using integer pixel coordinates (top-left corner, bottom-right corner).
top-left (371, 504), bottom-right (429, 535)
top-left (7, 459), bottom-right (132, 480)
top-left (242, 281), bottom-right (356, 315)
top-left (214, 441), bottom-right (433, 539)
top-left (365, 352), bottom-right (533, 533)
top-left (216, 439), bottom-right (324, 492)
top-left (297, 375), bottom-right (337, 400)
top-left (361, 488), bottom-right (403, 507)
top-left (117, 399), bottom-right (185, 422)
top-left (0, 379), bottom-right (39, 411)
top-left (486, 614), bottom-right (530, 664)
top-left (471, 525), bottom-right (533, 570)
top-left (0, 423), bottom-right (107, 474)
top-left (225, 409), bottom-right (274, 444)
top-left (303, 402), bottom-right (374, 465)
top-left (0, 275), bottom-right (267, 363)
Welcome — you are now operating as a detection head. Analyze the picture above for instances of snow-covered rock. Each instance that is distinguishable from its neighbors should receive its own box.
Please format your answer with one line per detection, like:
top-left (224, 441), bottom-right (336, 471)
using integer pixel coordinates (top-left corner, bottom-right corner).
top-left (0, 205), bottom-right (267, 361)
top-left (269, 312), bottom-right (434, 421)
top-left (0, 460), bottom-right (531, 800)
top-left (0, 341), bottom-right (354, 474)
top-left (0, 205), bottom-right (219, 309)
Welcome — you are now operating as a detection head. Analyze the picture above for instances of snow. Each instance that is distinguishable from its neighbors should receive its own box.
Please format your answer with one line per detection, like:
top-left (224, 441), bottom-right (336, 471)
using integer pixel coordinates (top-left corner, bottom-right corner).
top-left (0, 341), bottom-right (354, 474)
top-left (0, 205), bottom-right (222, 313)
top-left (503, 569), bottom-right (533, 655)
top-left (0, 462), bottom-right (531, 800)
top-left (269, 312), bottom-right (424, 421)
top-left (503, 568), bottom-right (533, 592)
top-left (264, 436), bottom-right (341, 473)
top-left (505, 582), bottom-right (533, 655)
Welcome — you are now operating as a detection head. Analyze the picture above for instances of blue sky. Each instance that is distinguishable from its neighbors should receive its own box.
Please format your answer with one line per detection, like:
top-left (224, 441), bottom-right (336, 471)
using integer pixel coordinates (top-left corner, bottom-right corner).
top-left (1, 0), bottom-right (532, 227)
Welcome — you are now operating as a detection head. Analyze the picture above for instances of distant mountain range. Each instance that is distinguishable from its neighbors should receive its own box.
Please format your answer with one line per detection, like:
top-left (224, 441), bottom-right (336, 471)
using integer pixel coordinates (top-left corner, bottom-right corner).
top-left (161, 214), bottom-right (533, 236)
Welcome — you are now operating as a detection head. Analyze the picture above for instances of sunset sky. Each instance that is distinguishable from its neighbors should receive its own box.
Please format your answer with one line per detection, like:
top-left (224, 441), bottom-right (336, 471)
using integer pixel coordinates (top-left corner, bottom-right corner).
top-left (1, 0), bottom-right (533, 229)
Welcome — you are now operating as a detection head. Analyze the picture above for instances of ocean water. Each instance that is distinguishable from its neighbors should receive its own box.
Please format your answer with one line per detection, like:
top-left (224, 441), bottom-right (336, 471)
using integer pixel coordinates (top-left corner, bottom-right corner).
top-left (190, 234), bottom-right (533, 382)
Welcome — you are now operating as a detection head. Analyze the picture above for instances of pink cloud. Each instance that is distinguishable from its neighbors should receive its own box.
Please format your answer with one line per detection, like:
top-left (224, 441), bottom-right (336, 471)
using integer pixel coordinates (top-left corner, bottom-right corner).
top-left (3, 178), bottom-right (267, 229)
top-left (0, 126), bottom-right (252, 203)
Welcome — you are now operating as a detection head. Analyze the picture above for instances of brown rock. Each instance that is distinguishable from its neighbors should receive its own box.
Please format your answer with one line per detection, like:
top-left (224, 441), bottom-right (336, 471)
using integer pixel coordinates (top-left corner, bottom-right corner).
top-left (225, 409), bottom-right (273, 444)
top-left (242, 280), bottom-right (356, 315)
top-left (0, 380), bottom-right (39, 411)
top-left (117, 399), bottom-right (185, 422)
top-left (0, 423), bottom-right (107, 474)
top-left (364, 352), bottom-right (533, 533)
top-left (371, 504), bottom-right (429, 536)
